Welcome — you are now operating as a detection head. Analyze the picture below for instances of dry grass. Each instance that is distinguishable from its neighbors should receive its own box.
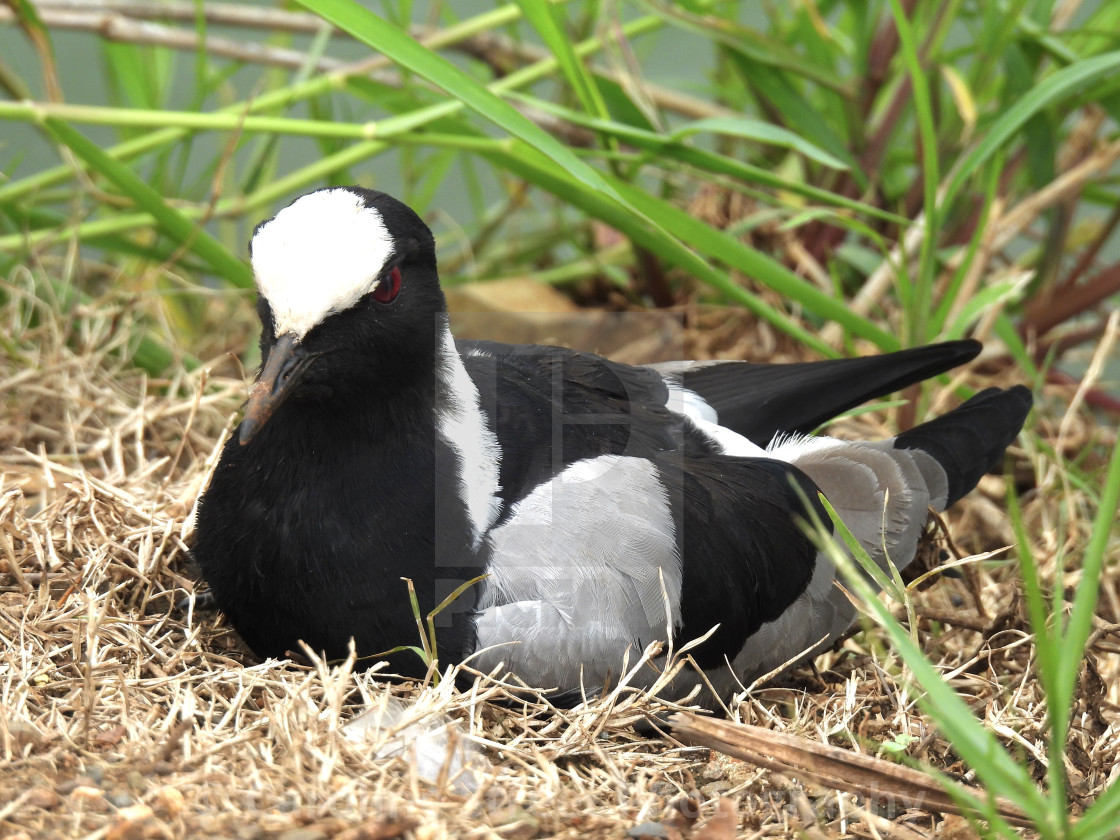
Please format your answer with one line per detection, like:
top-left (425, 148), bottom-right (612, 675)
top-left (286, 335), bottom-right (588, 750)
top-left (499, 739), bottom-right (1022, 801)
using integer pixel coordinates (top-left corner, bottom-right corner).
top-left (2, 275), bottom-right (1119, 840)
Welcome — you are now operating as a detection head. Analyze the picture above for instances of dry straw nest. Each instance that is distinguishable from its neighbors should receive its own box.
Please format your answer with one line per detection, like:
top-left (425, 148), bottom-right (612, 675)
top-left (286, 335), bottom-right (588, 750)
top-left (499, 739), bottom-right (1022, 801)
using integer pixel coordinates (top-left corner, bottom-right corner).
top-left (2, 281), bottom-right (1118, 840)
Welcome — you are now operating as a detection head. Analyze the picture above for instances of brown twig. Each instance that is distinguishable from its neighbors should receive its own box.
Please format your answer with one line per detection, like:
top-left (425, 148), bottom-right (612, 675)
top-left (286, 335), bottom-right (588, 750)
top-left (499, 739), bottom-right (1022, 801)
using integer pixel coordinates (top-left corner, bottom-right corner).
top-left (0, 5), bottom-right (364, 75)
top-left (22, 0), bottom-right (327, 33)
top-left (669, 712), bottom-right (1033, 827)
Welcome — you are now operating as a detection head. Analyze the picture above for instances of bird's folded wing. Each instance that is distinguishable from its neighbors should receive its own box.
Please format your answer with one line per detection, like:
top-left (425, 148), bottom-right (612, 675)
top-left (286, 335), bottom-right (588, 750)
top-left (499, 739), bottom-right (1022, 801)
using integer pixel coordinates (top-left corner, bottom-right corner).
top-left (651, 339), bottom-right (981, 446)
top-left (459, 340), bottom-right (689, 512)
top-left (470, 453), bottom-right (681, 690)
top-left (468, 452), bottom-right (833, 694)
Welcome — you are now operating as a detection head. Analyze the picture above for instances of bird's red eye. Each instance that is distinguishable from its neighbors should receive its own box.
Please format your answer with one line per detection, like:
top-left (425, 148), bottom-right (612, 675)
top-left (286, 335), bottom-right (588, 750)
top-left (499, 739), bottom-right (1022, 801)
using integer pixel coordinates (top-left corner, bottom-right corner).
top-left (372, 266), bottom-right (401, 304)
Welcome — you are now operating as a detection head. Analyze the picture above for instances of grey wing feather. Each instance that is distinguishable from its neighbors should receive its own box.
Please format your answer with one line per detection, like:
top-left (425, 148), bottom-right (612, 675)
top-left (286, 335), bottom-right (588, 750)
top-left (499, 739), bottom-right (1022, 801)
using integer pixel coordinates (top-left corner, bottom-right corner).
top-left (470, 454), bottom-right (681, 690)
top-left (713, 434), bottom-right (950, 691)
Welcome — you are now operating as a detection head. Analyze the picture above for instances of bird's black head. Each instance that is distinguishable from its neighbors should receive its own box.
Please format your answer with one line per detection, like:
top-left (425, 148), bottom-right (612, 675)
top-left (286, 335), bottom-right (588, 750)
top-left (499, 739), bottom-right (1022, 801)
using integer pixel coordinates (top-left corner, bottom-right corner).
top-left (241, 187), bottom-right (447, 444)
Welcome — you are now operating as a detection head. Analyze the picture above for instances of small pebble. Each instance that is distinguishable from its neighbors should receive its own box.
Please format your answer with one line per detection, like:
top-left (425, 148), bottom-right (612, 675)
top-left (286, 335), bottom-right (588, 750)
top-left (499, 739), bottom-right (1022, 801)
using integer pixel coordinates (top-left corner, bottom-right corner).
top-left (699, 779), bottom-right (734, 797)
top-left (701, 762), bottom-right (725, 782)
top-left (107, 790), bottom-right (134, 808)
top-left (627, 822), bottom-right (668, 839)
top-left (69, 786), bottom-right (107, 809)
top-left (26, 786), bottom-right (60, 809)
top-left (155, 786), bottom-right (185, 817)
top-left (58, 775), bottom-right (101, 795)
top-left (105, 804), bottom-right (154, 840)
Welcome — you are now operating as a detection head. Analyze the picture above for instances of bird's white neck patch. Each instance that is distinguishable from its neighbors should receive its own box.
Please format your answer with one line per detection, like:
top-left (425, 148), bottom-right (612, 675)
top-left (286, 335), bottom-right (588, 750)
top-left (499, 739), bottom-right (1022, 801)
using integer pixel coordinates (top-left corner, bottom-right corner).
top-left (251, 189), bottom-right (394, 339)
top-left (435, 327), bottom-right (503, 548)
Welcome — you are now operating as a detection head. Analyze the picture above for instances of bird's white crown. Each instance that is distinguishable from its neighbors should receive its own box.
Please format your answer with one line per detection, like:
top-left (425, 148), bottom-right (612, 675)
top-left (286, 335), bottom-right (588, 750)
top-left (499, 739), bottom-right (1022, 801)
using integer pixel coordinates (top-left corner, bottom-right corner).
top-left (251, 189), bottom-right (394, 338)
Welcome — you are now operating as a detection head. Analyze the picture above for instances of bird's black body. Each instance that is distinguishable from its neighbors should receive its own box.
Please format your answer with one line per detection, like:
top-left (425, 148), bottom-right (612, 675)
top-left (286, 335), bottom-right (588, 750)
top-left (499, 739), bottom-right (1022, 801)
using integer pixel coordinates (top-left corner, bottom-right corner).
top-left (194, 371), bottom-right (482, 670)
top-left (192, 187), bottom-right (1032, 698)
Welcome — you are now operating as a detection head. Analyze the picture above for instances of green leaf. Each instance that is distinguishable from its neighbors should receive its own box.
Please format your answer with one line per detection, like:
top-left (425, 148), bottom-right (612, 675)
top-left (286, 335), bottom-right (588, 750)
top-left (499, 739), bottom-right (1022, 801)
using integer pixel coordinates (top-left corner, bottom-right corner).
top-left (593, 75), bottom-right (656, 130)
top-left (41, 117), bottom-right (254, 288)
top-left (724, 50), bottom-right (864, 187)
top-left (296, 0), bottom-right (620, 202)
top-left (945, 274), bottom-right (1028, 340)
top-left (806, 494), bottom-right (1060, 835)
top-left (40, 118), bottom-right (254, 289)
top-left (0, 3), bottom-right (530, 207)
top-left (515, 0), bottom-right (611, 124)
top-left (930, 156), bottom-right (1003, 337)
top-left (470, 140), bottom-right (837, 354)
top-left (505, 93), bottom-right (907, 226)
top-left (944, 50), bottom-right (1120, 209)
top-left (1057, 420), bottom-right (1120, 738)
top-left (669, 116), bottom-right (850, 171)
top-left (607, 179), bottom-right (898, 350)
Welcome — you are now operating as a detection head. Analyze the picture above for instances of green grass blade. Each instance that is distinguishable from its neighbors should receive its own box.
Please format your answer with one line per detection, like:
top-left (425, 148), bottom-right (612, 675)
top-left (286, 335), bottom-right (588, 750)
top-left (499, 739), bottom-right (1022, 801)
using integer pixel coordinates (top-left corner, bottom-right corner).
top-left (472, 142), bottom-right (835, 354)
top-left (944, 275), bottom-right (1028, 340)
top-left (808, 495), bottom-right (1059, 836)
top-left (0, 139), bottom-right (396, 257)
top-left (1006, 485), bottom-right (1068, 831)
top-left (0, 2), bottom-right (528, 207)
top-left (40, 118), bottom-right (253, 289)
top-left (943, 50), bottom-right (1120, 210)
top-left (1062, 445), bottom-right (1120, 840)
top-left (930, 157), bottom-right (1002, 336)
top-left (668, 116), bottom-right (850, 171)
top-left (1055, 423), bottom-right (1120, 723)
top-left (1073, 776), bottom-right (1120, 840)
top-left (505, 93), bottom-right (908, 225)
top-left (515, 0), bottom-right (611, 124)
top-left (296, 0), bottom-right (619, 201)
top-left (724, 51), bottom-right (864, 187)
top-left (993, 314), bottom-right (1041, 381)
top-left (887, 0), bottom-right (940, 346)
top-left (646, 1), bottom-right (851, 96)
top-left (608, 179), bottom-right (898, 350)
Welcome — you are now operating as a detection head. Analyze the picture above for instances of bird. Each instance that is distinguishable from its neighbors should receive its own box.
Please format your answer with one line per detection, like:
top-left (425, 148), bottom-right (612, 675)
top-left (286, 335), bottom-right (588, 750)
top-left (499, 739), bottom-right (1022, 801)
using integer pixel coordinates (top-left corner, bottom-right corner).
top-left (191, 186), bottom-right (1033, 703)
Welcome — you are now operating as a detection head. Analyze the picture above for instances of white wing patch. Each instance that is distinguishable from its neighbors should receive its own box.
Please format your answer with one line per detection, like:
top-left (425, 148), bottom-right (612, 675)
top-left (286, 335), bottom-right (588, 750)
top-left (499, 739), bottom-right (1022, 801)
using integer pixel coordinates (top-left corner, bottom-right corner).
top-left (662, 378), bottom-right (769, 457)
top-left (664, 381), bottom-right (719, 424)
top-left (471, 455), bottom-right (680, 689)
top-left (251, 189), bottom-right (395, 338)
top-left (436, 328), bottom-right (503, 546)
top-left (688, 417), bottom-right (768, 457)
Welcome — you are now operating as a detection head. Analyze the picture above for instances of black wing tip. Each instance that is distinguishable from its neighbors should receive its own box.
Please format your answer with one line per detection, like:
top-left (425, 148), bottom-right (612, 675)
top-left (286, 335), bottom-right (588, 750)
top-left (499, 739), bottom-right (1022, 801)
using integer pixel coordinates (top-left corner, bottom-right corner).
top-left (883, 338), bottom-right (981, 367)
top-left (937, 337), bottom-right (983, 363)
top-left (896, 384), bottom-right (1033, 507)
top-left (675, 338), bottom-right (988, 447)
top-left (960, 384), bottom-right (1034, 425)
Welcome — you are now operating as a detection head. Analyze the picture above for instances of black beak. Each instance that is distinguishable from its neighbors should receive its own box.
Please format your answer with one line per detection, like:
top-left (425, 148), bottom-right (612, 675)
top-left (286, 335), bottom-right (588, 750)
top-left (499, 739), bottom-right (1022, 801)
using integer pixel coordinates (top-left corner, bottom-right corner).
top-left (239, 333), bottom-right (312, 445)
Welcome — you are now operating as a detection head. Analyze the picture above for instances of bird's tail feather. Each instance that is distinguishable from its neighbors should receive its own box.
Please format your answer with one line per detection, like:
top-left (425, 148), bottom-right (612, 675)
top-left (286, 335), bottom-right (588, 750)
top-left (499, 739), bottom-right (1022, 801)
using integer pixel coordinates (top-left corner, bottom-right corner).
top-left (894, 385), bottom-right (1033, 508)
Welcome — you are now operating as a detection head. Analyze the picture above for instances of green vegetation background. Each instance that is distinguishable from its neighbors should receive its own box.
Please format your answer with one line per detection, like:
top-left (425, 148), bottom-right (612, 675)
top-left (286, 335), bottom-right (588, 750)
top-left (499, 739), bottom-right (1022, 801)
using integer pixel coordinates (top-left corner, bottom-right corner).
top-left (2, 2), bottom-right (1119, 837)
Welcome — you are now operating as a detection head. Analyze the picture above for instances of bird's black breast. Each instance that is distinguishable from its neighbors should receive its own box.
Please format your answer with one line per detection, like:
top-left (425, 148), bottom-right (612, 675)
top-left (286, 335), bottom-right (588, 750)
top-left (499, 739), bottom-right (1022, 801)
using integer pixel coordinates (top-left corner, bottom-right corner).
top-left (191, 400), bottom-right (481, 673)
